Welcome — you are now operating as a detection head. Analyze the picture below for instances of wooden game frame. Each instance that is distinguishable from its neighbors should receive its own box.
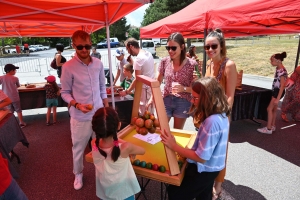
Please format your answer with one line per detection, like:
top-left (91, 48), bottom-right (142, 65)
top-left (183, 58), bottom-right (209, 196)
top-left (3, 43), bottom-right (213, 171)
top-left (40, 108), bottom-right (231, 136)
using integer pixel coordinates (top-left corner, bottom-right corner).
top-left (119, 75), bottom-right (196, 185)
top-left (85, 75), bottom-right (196, 186)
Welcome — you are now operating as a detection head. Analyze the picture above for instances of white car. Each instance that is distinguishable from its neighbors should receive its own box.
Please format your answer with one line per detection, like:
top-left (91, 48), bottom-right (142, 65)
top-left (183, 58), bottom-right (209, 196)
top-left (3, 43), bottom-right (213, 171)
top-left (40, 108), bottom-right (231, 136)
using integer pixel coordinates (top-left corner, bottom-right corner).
top-left (141, 40), bottom-right (156, 57)
top-left (29, 45), bottom-right (38, 52)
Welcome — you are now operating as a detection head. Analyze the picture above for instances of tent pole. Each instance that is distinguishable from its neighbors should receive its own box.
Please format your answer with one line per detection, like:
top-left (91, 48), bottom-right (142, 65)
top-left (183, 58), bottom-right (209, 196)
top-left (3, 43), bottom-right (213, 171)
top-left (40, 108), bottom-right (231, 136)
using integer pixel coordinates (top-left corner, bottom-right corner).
top-left (295, 34), bottom-right (300, 69)
top-left (202, 28), bottom-right (207, 76)
top-left (104, 3), bottom-right (115, 109)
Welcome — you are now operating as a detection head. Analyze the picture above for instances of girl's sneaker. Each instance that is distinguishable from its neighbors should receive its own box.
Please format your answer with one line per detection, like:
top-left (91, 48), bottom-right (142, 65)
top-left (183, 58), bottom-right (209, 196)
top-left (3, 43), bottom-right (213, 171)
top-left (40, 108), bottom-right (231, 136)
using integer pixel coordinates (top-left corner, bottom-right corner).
top-left (257, 127), bottom-right (272, 134)
top-left (271, 126), bottom-right (276, 131)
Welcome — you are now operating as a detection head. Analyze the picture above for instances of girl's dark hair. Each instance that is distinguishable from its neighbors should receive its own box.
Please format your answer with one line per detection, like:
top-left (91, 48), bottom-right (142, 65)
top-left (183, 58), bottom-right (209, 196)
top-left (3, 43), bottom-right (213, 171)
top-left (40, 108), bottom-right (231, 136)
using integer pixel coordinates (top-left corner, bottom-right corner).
top-left (56, 43), bottom-right (64, 52)
top-left (274, 52), bottom-right (287, 61)
top-left (123, 63), bottom-right (134, 74)
top-left (188, 46), bottom-right (196, 58)
top-left (48, 81), bottom-right (59, 93)
top-left (190, 77), bottom-right (231, 124)
top-left (167, 32), bottom-right (186, 65)
top-left (205, 28), bottom-right (227, 57)
top-left (92, 107), bottom-right (121, 162)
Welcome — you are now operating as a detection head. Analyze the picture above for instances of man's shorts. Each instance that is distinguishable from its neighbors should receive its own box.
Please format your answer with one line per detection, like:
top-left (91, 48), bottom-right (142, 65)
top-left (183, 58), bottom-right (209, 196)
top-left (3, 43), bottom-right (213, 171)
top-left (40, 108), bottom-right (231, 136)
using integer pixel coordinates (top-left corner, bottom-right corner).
top-left (163, 95), bottom-right (191, 119)
top-left (46, 98), bottom-right (58, 108)
top-left (8, 101), bottom-right (22, 113)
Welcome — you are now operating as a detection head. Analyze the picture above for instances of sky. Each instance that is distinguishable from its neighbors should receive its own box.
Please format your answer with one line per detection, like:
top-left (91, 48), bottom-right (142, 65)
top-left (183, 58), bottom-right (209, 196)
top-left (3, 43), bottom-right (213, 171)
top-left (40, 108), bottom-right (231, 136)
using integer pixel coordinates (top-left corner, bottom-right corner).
top-left (125, 4), bottom-right (149, 27)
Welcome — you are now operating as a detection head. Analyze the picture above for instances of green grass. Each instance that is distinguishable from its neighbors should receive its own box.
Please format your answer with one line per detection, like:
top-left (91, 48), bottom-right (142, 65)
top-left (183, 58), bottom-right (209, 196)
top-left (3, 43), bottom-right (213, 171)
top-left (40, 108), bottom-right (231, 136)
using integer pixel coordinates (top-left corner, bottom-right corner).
top-left (156, 35), bottom-right (299, 77)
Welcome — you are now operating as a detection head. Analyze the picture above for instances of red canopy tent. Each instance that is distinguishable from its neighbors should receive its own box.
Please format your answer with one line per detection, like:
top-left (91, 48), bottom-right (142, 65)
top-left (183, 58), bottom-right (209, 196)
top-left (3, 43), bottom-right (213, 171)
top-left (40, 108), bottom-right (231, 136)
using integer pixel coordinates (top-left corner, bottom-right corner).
top-left (0, 0), bottom-right (152, 37)
top-left (140, 0), bottom-right (300, 38)
top-left (0, 0), bottom-right (154, 107)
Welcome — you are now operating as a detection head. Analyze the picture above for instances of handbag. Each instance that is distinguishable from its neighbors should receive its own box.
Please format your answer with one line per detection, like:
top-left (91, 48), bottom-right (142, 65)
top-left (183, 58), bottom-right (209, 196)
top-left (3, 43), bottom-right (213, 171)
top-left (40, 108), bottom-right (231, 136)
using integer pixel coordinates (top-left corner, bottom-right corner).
top-left (50, 57), bottom-right (57, 69)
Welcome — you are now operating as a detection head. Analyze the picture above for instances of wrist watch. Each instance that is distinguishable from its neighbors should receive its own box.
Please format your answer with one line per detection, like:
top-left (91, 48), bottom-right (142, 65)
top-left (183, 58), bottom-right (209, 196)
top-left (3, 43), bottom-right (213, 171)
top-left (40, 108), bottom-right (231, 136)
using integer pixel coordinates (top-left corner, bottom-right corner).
top-left (184, 87), bottom-right (187, 92)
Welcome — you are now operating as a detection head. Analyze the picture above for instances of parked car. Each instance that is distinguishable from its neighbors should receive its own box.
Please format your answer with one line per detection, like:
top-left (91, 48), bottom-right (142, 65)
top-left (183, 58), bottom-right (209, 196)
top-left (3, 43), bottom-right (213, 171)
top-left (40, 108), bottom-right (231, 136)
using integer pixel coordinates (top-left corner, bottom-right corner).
top-left (160, 39), bottom-right (167, 45)
top-left (97, 37), bottom-right (120, 48)
top-left (29, 45), bottom-right (38, 52)
top-left (141, 40), bottom-right (156, 57)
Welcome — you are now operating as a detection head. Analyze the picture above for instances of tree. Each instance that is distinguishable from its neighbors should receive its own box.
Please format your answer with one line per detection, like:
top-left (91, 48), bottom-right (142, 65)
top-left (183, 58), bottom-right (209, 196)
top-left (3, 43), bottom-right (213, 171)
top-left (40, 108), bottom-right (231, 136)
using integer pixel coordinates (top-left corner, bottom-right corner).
top-left (141, 0), bottom-right (171, 27)
top-left (128, 28), bottom-right (140, 40)
top-left (141, 0), bottom-right (195, 27)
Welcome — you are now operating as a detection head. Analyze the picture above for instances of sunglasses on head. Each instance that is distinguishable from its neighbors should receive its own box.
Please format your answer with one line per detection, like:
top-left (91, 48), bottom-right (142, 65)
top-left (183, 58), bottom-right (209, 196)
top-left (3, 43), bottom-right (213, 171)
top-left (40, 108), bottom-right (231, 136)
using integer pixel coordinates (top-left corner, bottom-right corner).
top-left (74, 44), bottom-right (92, 50)
top-left (165, 46), bottom-right (177, 51)
top-left (204, 44), bottom-right (218, 50)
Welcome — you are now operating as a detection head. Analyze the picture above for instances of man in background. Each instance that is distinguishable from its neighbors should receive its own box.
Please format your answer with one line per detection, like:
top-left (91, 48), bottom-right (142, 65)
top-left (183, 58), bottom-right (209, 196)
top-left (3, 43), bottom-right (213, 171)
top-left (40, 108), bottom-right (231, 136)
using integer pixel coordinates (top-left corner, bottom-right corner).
top-left (119, 38), bottom-right (155, 114)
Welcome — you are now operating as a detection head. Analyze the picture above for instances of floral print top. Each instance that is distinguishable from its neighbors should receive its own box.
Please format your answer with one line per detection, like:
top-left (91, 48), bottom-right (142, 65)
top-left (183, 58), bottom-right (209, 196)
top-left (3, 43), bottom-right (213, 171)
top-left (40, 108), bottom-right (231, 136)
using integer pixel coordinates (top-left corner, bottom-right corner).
top-left (45, 84), bottom-right (58, 99)
top-left (159, 57), bottom-right (197, 101)
top-left (272, 67), bottom-right (288, 90)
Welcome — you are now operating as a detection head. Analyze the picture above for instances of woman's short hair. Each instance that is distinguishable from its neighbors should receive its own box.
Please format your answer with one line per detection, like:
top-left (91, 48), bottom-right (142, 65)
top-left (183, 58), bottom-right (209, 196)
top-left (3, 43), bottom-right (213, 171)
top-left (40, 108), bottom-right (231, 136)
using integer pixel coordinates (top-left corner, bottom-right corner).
top-left (56, 43), bottom-right (64, 52)
top-left (205, 28), bottom-right (227, 58)
top-left (167, 32), bottom-right (186, 65)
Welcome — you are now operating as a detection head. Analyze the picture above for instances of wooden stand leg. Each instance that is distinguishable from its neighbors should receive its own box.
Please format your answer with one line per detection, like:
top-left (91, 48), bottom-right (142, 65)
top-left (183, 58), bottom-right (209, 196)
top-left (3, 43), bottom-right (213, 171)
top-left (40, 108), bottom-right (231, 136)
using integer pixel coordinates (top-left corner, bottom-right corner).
top-left (136, 177), bottom-right (150, 200)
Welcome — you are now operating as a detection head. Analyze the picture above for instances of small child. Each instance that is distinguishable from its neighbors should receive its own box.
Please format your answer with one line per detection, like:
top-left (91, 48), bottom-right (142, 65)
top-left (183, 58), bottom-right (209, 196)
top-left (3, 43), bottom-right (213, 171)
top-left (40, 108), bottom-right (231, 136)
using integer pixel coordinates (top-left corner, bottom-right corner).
top-left (91, 107), bottom-right (145, 200)
top-left (44, 75), bottom-right (60, 126)
top-left (257, 52), bottom-right (288, 134)
top-left (120, 63), bottom-right (135, 96)
top-left (0, 64), bottom-right (26, 128)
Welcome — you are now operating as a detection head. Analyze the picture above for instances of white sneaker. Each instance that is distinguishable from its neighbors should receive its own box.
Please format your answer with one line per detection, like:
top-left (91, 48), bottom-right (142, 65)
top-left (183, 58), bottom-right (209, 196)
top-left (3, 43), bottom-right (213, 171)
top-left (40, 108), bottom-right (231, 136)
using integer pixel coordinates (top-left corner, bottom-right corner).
top-left (257, 127), bottom-right (272, 134)
top-left (271, 126), bottom-right (276, 132)
top-left (74, 173), bottom-right (83, 190)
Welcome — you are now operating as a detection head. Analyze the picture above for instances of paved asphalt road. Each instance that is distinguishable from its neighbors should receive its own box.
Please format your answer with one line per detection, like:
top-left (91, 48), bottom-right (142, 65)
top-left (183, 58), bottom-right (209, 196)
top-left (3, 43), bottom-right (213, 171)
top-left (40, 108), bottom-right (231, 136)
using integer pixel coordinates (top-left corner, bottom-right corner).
top-left (1, 50), bottom-right (299, 200)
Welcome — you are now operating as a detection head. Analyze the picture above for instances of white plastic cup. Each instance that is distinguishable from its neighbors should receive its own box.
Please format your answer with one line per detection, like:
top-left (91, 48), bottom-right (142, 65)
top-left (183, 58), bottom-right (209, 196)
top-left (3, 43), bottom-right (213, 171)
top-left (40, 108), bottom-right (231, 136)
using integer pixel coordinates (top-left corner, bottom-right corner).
top-left (172, 82), bottom-right (179, 94)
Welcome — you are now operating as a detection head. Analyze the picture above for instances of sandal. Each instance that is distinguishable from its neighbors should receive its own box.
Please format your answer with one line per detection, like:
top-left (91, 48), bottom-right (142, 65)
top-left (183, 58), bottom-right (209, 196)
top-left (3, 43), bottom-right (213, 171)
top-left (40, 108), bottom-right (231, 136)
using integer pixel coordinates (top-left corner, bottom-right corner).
top-left (281, 113), bottom-right (289, 122)
top-left (46, 122), bottom-right (51, 126)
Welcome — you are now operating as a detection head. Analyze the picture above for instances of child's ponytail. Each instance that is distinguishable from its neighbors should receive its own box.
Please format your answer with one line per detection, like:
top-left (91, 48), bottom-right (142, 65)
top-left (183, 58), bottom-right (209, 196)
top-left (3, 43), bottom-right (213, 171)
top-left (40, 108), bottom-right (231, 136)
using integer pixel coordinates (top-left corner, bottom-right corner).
top-left (111, 134), bottom-right (121, 162)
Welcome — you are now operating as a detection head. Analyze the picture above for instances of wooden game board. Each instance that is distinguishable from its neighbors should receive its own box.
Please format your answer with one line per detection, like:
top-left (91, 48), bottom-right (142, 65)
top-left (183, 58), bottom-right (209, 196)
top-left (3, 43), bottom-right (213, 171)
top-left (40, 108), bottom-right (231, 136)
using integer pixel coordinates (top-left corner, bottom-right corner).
top-left (85, 75), bottom-right (196, 186)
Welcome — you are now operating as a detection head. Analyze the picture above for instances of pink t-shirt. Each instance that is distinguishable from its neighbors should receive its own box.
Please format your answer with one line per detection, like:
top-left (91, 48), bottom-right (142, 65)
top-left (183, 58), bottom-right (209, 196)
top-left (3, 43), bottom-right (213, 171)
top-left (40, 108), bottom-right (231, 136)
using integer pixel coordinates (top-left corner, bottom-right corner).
top-left (159, 57), bottom-right (197, 101)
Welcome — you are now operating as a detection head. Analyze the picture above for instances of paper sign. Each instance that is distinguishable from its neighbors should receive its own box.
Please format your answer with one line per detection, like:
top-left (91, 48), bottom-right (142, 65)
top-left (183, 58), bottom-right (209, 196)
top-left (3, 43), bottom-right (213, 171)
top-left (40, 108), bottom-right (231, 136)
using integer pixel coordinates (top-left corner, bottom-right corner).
top-left (133, 133), bottom-right (162, 145)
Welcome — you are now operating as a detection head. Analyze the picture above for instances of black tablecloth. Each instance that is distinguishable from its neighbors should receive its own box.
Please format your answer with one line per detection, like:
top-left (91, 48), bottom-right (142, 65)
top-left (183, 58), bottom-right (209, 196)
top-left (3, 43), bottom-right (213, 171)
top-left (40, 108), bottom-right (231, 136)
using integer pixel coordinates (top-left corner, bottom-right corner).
top-left (0, 113), bottom-right (29, 178)
top-left (232, 84), bottom-right (272, 121)
top-left (19, 89), bottom-right (133, 128)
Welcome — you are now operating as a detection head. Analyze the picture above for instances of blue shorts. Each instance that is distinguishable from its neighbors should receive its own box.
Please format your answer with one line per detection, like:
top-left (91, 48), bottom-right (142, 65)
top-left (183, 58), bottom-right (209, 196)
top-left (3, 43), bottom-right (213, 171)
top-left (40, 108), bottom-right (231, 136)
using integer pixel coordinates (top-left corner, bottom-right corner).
top-left (46, 98), bottom-right (58, 108)
top-left (163, 95), bottom-right (191, 119)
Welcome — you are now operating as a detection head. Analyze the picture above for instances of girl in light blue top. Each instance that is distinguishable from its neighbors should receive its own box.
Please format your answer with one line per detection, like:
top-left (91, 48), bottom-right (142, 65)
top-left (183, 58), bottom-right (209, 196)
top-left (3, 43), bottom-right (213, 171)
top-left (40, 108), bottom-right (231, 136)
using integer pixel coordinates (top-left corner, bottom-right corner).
top-left (161, 77), bottom-right (231, 200)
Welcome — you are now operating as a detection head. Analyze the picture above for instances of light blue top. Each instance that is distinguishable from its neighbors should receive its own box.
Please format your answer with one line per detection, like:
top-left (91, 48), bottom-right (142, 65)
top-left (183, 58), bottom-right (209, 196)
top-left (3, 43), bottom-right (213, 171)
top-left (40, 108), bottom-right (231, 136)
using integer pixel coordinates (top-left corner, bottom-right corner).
top-left (61, 55), bottom-right (107, 121)
top-left (187, 113), bottom-right (229, 173)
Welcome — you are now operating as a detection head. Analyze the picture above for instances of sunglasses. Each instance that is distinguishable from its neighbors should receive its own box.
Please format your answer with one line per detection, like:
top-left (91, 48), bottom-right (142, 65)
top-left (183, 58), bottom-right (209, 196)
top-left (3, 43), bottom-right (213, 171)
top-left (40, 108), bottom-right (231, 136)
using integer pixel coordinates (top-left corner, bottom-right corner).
top-left (204, 44), bottom-right (218, 50)
top-left (165, 46), bottom-right (177, 51)
top-left (74, 44), bottom-right (92, 50)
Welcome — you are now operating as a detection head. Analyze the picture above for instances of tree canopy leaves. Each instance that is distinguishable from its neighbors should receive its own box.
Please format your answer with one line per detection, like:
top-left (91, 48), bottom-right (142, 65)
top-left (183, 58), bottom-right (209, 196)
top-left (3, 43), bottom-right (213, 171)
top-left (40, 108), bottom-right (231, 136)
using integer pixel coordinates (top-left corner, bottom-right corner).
top-left (141, 0), bottom-right (195, 27)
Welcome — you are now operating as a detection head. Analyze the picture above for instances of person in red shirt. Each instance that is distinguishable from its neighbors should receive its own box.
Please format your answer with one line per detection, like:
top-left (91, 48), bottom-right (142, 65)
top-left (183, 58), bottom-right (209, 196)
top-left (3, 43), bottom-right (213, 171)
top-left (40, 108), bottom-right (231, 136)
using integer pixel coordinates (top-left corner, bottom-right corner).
top-left (23, 43), bottom-right (29, 56)
top-left (15, 44), bottom-right (21, 56)
top-left (0, 153), bottom-right (28, 200)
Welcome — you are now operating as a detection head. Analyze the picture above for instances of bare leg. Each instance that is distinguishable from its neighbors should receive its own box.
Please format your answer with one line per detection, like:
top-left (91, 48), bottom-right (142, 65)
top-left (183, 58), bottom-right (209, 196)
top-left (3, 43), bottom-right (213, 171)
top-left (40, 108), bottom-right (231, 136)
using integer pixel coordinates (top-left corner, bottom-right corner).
top-left (53, 106), bottom-right (57, 123)
top-left (46, 107), bottom-right (51, 123)
top-left (266, 98), bottom-right (275, 130)
top-left (173, 117), bottom-right (187, 129)
top-left (17, 112), bottom-right (25, 124)
top-left (271, 105), bottom-right (278, 127)
top-left (213, 182), bottom-right (222, 200)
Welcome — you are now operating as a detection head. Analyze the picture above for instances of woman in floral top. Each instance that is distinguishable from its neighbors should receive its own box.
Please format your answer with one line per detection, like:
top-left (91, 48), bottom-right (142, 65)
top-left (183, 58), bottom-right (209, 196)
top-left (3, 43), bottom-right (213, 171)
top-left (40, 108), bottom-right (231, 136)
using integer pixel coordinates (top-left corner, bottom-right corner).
top-left (44, 75), bottom-right (60, 125)
top-left (148, 32), bottom-right (197, 129)
top-left (257, 52), bottom-right (288, 134)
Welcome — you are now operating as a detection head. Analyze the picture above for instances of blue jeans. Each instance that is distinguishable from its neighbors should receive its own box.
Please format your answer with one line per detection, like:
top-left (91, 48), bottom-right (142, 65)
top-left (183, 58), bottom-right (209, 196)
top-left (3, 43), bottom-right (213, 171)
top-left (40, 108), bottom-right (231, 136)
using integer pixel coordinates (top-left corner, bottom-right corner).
top-left (163, 95), bottom-right (191, 118)
top-left (0, 178), bottom-right (28, 200)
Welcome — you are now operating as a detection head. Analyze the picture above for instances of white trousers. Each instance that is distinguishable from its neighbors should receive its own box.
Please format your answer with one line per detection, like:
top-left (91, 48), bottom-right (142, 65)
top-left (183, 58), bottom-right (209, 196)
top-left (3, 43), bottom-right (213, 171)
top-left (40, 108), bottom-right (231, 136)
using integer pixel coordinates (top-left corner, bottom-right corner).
top-left (70, 118), bottom-right (95, 174)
